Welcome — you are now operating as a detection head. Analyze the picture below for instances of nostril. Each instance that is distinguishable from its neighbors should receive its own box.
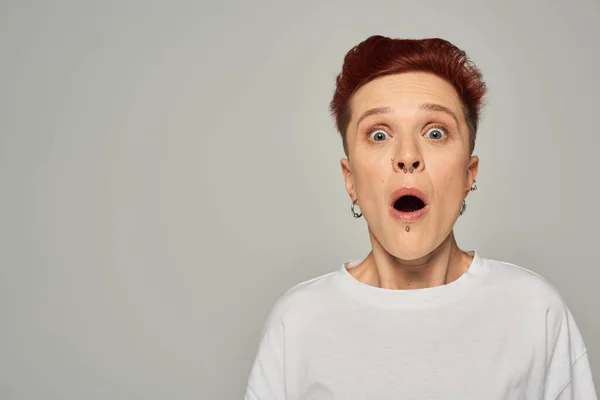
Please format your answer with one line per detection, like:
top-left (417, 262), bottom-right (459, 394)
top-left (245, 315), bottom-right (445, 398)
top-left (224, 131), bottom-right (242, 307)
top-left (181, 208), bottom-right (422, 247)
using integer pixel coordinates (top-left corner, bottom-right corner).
top-left (413, 161), bottom-right (420, 169)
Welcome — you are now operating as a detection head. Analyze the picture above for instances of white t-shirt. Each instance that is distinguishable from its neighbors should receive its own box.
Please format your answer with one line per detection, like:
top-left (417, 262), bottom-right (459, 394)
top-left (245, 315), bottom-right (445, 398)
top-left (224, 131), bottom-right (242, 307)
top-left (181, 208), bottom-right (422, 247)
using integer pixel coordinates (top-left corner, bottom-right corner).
top-left (245, 251), bottom-right (597, 400)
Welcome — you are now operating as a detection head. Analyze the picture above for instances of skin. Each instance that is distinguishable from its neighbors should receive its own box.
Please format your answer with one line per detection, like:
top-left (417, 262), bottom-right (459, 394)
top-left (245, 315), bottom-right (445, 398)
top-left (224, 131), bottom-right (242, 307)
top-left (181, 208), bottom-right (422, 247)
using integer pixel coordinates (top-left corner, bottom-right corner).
top-left (340, 72), bottom-right (479, 290)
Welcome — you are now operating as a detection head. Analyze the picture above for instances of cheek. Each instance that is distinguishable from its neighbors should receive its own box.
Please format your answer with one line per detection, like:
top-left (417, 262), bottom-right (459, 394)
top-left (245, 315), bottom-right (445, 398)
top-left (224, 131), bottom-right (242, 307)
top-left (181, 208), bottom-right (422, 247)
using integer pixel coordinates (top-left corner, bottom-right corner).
top-left (431, 161), bottom-right (466, 202)
top-left (354, 160), bottom-right (388, 199)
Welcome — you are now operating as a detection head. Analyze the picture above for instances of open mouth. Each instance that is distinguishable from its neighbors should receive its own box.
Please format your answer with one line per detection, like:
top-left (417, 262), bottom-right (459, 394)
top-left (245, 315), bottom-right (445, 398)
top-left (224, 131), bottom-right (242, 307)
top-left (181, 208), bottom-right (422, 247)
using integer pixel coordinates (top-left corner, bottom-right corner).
top-left (393, 195), bottom-right (426, 213)
top-left (389, 187), bottom-right (429, 222)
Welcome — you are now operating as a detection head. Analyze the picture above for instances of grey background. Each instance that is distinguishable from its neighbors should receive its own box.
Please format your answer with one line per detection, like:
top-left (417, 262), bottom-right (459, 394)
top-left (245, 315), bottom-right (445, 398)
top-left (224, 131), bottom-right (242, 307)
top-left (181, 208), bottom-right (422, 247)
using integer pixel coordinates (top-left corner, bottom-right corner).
top-left (1, 0), bottom-right (598, 398)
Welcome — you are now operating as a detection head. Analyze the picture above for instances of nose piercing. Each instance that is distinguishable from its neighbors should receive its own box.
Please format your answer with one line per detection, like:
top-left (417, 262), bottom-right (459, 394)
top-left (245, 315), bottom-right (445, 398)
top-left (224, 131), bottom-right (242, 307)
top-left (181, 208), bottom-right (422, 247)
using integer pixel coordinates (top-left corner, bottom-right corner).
top-left (392, 158), bottom-right (414, 173)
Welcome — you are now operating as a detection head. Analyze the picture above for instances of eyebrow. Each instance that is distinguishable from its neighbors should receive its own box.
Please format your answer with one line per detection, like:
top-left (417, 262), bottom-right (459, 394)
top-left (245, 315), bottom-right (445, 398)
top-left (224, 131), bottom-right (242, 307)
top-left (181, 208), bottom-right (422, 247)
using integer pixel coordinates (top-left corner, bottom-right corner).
top-left (355, 103), bottom-right (459, 129)
top-left (419, 103), bottom-right (459, 126)
top-left (355, 106), bottom-right (394, 129)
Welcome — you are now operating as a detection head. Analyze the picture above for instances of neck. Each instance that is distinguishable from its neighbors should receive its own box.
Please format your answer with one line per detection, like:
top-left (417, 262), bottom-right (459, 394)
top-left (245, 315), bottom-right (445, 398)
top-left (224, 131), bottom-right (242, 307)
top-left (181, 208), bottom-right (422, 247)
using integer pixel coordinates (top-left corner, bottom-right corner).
top-left (351, 231), bottom-right (472, 290)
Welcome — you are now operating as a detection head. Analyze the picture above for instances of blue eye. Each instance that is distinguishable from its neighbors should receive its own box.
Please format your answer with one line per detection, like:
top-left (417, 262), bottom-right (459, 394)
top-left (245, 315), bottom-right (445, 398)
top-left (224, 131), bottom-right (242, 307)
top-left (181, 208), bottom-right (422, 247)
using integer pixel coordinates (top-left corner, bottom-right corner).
top-left (426, 127), bottom-right (446, 140)
top-left (370, 129), bottom-right (389, 142)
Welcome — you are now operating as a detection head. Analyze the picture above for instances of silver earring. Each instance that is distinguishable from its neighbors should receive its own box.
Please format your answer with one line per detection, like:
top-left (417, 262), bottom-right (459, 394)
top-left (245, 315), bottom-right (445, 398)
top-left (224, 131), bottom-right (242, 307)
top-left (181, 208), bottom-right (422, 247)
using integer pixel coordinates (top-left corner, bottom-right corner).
top-left (470, 180), bottom-right (477, 191)
top-left (351, 199), bottom-right (362, 218)
top-left (459, 200), bottom-right (467, 216)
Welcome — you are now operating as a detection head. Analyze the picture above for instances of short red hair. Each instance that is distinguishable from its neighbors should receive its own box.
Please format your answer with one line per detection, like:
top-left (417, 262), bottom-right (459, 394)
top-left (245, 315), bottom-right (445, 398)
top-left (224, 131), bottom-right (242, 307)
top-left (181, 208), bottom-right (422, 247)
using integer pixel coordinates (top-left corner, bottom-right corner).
top-left (330, 35), bottom-right (487, 155)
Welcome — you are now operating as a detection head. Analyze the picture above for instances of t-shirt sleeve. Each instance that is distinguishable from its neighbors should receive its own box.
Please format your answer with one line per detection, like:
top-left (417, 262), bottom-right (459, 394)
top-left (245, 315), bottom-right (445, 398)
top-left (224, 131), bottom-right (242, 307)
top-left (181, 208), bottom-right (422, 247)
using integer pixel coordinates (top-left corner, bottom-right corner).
top-left (244, 308), bottom-right (287, 399)
top-left (552, 352), bottom-right (597, 400)
top-left (544, 304), bottom-right (598, 400)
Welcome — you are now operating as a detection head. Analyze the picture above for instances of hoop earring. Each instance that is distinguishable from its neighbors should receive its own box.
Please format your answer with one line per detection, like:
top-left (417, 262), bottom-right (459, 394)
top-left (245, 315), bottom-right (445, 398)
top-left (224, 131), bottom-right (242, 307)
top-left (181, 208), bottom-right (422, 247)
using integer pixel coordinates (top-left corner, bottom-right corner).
top-left (459, 200), bottom-right (467, 216)
top-left (351, 199), bottom-right (362, 218)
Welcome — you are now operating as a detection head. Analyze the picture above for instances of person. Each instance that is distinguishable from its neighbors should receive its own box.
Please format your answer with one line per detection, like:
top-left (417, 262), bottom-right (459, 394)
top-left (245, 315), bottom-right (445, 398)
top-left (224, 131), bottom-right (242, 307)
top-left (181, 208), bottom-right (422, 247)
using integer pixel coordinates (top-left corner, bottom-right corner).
top-left (244, 35), bottom-right (597, 399)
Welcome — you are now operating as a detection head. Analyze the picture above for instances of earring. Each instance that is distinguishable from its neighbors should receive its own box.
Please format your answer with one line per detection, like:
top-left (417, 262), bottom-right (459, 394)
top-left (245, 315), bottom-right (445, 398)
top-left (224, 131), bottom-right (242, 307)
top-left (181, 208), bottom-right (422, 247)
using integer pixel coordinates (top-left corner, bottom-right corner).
top-left (459, 200), bottom-right (467, 216)
top-left (351, 199), bottom-right (362, 218)
top-left (470, 180), bottom-right (478, 191)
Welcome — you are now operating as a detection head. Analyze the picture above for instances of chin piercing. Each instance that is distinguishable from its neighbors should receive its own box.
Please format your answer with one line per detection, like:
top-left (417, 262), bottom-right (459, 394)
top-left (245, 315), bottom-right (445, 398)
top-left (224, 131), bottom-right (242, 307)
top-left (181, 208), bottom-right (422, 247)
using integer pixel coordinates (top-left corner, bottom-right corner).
top-left (405, 226), bottom-right (410, 232)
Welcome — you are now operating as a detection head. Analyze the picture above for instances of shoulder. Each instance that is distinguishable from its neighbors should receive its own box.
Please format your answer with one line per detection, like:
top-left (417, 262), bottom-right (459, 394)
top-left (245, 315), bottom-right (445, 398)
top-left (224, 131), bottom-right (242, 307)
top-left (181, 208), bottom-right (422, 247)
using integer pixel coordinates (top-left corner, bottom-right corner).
top-left (484, 258), bottom-right (597, 397)
top-left (483, 255), bottom-right (551, 285)
top-left (481, 255), bottom-right (588, 350)
top-left (260, 268), bottom-right (342, 331)
top-left (480, 255), bottom-right (567, 310)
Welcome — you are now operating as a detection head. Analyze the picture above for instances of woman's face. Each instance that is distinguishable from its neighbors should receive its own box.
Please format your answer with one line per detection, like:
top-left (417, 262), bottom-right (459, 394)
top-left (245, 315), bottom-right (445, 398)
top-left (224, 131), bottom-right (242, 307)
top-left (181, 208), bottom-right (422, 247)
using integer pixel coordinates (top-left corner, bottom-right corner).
top-left (341, 72), bottom-right (478, 261)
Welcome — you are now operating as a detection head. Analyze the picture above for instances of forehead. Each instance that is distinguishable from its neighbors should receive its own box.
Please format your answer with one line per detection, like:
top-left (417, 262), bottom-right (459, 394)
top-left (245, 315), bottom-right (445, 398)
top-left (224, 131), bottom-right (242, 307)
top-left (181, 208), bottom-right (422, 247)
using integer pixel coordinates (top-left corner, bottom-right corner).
top-left (349, 72), bottom-right (464, 124)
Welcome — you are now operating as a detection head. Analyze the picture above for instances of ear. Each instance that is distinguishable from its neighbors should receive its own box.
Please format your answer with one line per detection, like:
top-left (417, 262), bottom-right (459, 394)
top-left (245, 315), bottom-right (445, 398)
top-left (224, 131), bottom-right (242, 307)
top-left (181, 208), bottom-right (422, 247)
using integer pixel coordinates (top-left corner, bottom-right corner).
top-left (465, 155), bottom-right (479, 198)
top-left (340, 157), bottom-right (357, 202)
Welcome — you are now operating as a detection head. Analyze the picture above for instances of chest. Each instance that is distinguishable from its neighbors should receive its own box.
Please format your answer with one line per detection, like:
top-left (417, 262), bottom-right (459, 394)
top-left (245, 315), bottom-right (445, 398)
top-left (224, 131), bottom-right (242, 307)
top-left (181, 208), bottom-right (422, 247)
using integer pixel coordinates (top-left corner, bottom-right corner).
top-left (286, 304), bottom-right (548, 400)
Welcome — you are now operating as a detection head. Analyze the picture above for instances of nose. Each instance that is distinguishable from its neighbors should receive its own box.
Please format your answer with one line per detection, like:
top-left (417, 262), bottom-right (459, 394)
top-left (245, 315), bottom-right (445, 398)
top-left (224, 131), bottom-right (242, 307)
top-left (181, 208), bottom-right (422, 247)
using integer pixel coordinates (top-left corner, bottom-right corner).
top-left (396, 159), bottom-right (421, 173)
top-left (392, 152), bottom-right (424, 174)
top-left (392, 132), bottom-right (425, 173)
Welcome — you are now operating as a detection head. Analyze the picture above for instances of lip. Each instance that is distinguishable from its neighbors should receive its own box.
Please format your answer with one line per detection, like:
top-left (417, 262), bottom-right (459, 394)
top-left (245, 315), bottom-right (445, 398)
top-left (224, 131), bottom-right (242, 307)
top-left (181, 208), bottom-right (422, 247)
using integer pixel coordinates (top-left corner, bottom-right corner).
top-left (389, 187), bottom-right (430, 223)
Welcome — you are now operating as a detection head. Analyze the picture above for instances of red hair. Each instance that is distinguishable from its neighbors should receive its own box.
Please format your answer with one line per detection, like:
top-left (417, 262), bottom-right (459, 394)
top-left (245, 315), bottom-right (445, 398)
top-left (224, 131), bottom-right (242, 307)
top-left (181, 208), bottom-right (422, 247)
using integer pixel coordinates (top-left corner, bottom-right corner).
top-left (330, 35), bottom-right (487, 155)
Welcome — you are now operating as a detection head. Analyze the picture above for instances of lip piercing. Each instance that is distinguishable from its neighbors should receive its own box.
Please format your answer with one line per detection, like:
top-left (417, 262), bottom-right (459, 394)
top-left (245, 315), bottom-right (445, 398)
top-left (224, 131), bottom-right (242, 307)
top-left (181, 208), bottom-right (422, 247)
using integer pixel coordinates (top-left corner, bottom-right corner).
top-left (405, 226), bottom-right (410, 232)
